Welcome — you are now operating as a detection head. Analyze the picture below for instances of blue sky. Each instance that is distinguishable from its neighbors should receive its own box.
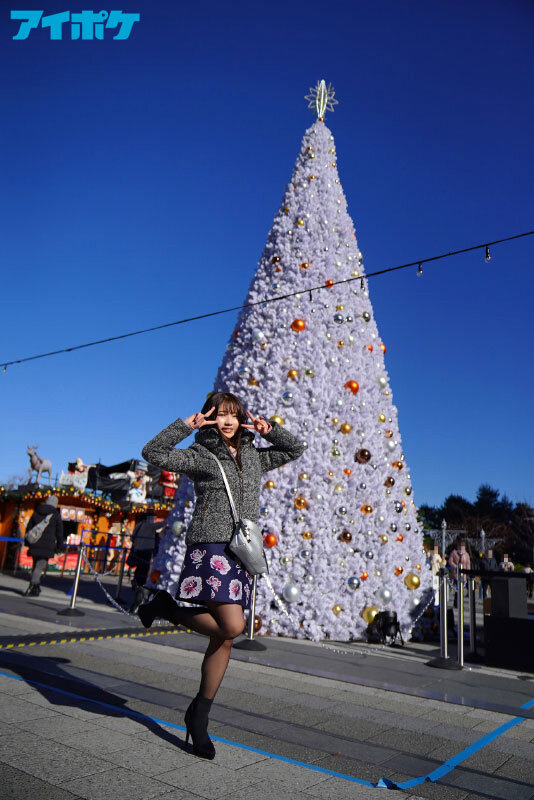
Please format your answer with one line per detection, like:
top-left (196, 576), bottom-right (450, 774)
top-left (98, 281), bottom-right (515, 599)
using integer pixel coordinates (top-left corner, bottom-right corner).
top-left (1, 0), bottom-right (533, 508)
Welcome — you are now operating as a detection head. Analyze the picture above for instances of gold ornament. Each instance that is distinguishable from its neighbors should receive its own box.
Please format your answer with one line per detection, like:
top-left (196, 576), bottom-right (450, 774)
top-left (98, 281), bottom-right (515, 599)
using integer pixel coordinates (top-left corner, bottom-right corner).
top-left (394, 566), bottom-right (404, 576)
top-left (269, 415), bottom-right (284, 426)
top-left (404, 573), bottom-right (420, 590)
top-left (361, 605), bottom-right (379, 624)
top-left (378, 414), bottom-right (386, 423)
top-left (331, 417), bottom-right (339, 425)
top-left (361, 504), bottom-right (373, 515)
top-left (287, 369), bottom-right (299, 380)
top-left (299, 472), bottom-right (309, 481)
top-left (294, 496), bottom-right (308, 509)
top-left (336, 304), bottom-right (344, 311)
top-left (379, 534), bottom-right (388, 545)
top-left (291, 318), bottom-right (306, 332)
top-left (264, 480), bottom-right (275, 490)
top-left (300, 262), bottom-right (310, 270)
top-left (333, 484), bottom-right (343, 493)
top-left (297, 219), bottom-right (305, 226)
top-left (385, 430), bottom-right (393, 439)
top-left (248, 377), bottom-right (259, 386)
top-left (301, 530), bottom-right (312, 540)
top-left (337, 340), bottom-right (345, 348)
top-left (339, 423), bottom-right (352, 434)
top-left (260, 342), bottom-right (268, 350)
top-left (332, 604), bottom-right (342, 616)
top-left (308, 174), bottom-right (316, 181)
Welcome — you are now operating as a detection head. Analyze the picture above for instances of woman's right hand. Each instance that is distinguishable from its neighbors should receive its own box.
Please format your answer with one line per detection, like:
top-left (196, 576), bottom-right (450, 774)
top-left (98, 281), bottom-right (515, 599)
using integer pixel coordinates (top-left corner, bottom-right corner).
top-left (184, 407), bottom-right (217, 430)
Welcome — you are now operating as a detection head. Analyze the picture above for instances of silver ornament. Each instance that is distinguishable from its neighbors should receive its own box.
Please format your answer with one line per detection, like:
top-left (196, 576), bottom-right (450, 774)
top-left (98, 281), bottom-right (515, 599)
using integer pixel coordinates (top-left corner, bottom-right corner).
top-left (259, 507), bottom-right (270, 517)
top-left (378, 587), bottom-right (392, 603)
top-left (300, 549), bottom-right (311, 560)
top-left (348, 576), bottom-right (360, 590)
top-left (394, 502), bottom-right (403, 513)
top-left (171, 521), bottom-right (184, 536)
top-left (365, 550), bottom-right (374, 560)
top-left (390, 523), bottom-right (397, 532)
top-left (333, 313), bottom-right (344, 324)
top-left (252, 328), bottom-right (265, 342)
top-left (281, 391), bottom-right (294, 406)
top-left (279, 556), bottom-right (291, 565)
top-left (336, 506), bottom-right (347, 516)
top-left (282, 582), bottom-right (300, 603)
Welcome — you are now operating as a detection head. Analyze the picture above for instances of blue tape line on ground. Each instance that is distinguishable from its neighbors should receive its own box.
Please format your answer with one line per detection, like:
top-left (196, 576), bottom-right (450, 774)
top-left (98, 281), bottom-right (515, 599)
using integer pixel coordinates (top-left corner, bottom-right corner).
top-left (0, 667), bottom-right (531, 791)
top-left (389, 695), bottom-right (534, 790)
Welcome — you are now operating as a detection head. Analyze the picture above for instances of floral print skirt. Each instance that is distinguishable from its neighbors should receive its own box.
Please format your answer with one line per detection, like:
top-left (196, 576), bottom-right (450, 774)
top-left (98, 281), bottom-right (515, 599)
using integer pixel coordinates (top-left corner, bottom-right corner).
top-left (177, 542), bottom-right (254, 609)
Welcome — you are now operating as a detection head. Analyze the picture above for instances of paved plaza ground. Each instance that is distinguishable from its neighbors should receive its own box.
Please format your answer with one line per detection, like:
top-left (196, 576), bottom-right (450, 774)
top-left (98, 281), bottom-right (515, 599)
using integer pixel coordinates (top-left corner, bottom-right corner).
top-left (0, 571), bottom-right (532, 800)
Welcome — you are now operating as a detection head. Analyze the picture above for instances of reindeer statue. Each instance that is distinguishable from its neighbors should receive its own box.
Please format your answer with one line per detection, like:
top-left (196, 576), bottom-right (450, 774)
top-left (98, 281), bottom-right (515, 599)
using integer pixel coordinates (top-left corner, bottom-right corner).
top-left (27, 445), bottom-right (52, 485)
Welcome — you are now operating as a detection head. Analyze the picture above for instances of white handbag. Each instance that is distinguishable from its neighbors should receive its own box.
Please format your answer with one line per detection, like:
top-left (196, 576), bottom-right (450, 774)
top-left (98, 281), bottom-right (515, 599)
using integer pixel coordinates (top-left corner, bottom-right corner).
top-left (208, 453), bottom-right (269, 576)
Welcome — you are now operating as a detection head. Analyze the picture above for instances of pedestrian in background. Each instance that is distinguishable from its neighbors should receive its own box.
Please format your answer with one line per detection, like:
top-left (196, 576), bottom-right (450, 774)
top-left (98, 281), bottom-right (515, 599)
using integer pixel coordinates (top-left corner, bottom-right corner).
top-left (128, 510), bottom-right (164, 612)
top-left (23, 494), bottom-right (64, 596)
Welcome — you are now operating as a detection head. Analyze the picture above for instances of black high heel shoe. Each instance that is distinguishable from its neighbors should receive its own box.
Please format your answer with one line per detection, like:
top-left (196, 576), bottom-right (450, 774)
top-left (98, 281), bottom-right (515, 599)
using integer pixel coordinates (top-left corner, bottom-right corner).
top-left (138, 589), bottom-right (179, 629)
top-left (184, 695), bottom-right (216, 759)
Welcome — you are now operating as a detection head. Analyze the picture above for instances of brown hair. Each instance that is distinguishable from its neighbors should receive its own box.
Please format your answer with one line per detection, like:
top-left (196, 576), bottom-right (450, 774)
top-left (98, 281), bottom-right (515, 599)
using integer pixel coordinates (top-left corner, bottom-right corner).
top-left (200, 391), bottom-right (248, 468)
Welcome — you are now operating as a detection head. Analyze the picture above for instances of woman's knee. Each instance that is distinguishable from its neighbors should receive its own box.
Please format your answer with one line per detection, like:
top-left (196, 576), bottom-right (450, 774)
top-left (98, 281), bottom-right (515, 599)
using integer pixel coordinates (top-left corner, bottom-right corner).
top-left (219, 619), bottom-right (246, 640)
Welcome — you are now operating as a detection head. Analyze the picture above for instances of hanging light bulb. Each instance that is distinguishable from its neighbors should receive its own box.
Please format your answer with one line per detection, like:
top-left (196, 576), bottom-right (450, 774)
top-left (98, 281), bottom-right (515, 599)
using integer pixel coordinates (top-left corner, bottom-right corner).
top-left (417, 263), bottom-right (423, 277)
top-left (485, 245), bottom-right (491, 262)
top-left (360, 277), bottom-right (364, 290)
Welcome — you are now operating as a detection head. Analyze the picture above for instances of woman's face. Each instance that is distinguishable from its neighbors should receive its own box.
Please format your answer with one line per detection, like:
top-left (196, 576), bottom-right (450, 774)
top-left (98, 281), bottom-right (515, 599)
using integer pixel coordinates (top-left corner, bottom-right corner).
top-left (216, 404), bottom-right (240, 441)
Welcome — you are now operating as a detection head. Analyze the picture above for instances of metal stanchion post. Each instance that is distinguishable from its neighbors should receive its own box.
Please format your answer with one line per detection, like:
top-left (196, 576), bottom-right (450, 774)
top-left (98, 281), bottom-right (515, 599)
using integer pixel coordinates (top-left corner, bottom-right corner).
top-left (115, 546), bottom-right (128, 604)
top-left (468, 576), bottom-right (477, 656)
top-left (233, 575), bottom-right (267, 651)
top-left (457, 564), bottom-right (464, 667)
top-left (426, 567), bottom-right (462, 669)
top-left (57, 545), bottom-right (85, 616)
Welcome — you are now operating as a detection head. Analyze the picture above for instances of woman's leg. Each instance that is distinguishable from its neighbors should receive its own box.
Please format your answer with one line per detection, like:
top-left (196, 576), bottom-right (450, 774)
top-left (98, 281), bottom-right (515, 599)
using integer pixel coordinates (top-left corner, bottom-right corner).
top-left (198, 603), bottom-right (245, 699)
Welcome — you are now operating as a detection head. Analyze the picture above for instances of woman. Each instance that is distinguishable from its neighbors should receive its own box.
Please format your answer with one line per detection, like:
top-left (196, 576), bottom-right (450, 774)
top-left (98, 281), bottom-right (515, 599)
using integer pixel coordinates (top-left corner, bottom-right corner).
top-left (24, 494), bottom-right (64, 596)
top-left (138, 391), bottom-right (304, 759)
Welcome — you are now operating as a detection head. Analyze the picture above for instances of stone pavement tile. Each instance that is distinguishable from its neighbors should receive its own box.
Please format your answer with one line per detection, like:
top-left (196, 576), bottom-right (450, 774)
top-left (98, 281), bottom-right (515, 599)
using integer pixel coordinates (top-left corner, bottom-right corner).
top-left (0, 694), bottom-right (60, 723)
top-left (419, 724), bottom-right (479, 746)
top-left (5, 747), bottom-right (113, 785)
top-left (446, 769), bottom-right (534, 800)
top-left (484, 738), bottom-right (534, 760)
top-left (51, 723), bottom-right (141, 756)
top-left (398, 779), bottom-right (469, 800)
top-left (311, 752), bottom-right (397, 783)
top-left (209, 740), bottom-right (270, 769)
top-left (16, 713), bottom-right (95, 738)
top-left (379, 753), bottom-right (440, 778)
top-left (203, 724), bottom-right (329, 764)
top-left (234, 757), bottom-right (331, 790)
top-left (102, 739), bottom-right (192, 775)
top-left (314, 715), bottom-right (390, 740)
top-left (0, 719), bottom-right (18, 736)
top-left (303, 775), bottom-right (404, 799)
top-left (0, 730), bottom-right (66, 762)
top-left (366, 728), bottom-right (451, 757)
top-left (0, 674), bottom-right (39, 695)
top-left (2, 762), bottom-right (80, 800)
top-left (57, 766), bottom-right (176, 800)
top-left (460, 748), bottom-right (512, 773)
top-left (219, 778), bottom-right (321, 800)
top-left (248, 701), bottom-right (327, 727)
top-left (494, 755), bottom-right (534, 782)
top-left (210, 705), bottom-right (288, 735)
top-left (421, 710), bottom-right (487, 730)
top-left (157, 761), bottom-right (260, 799)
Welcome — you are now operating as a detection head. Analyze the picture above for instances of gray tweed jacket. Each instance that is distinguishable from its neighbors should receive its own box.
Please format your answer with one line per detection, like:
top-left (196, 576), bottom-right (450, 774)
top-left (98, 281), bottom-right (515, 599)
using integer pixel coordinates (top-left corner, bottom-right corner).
top-left (141, 418), bottom-right (305, 545)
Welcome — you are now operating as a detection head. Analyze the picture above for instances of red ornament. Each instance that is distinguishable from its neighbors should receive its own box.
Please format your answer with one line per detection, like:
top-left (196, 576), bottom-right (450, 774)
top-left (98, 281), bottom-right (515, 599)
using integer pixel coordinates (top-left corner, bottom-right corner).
top-left (344, 468), bottom-right (352, 476)
top-left (344, 380), bottom-right (359, 395)
top-left (291, 319), bottom-right (306, 332)
top-left (325, 279), bottom-right (334, 288)
top-left (396, 534), bottom-right (404, 542)
top-left (367, 344), bottom-right (373, 351)
top-left (360, 572), bottom-right (368, 581)
top-left (380, 343), bottom-right (386, 353)
top-left (264, 533), bottom-right (277, 548)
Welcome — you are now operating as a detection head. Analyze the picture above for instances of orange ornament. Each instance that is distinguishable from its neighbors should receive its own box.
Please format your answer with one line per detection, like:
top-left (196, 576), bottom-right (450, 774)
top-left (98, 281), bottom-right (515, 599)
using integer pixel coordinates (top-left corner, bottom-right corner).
top-left (392, 461), bottom-right (403, 471)
top-left (396, 534), bottom-right (404, 542)
top-left (380, 343), bottom-right (386, 353)
top-left (344, 380), bottom-right (359, 395)
top-left (416, 564), bottom-right (421, 571)
top-left (299, 262), bottom-right (310, 270)
top-left (264, 533), bottom-right (277, 548)
top-left (344, 468), bottom-right (352, 476)
top-left (294, 496), bottom-right (308, 509)
top-left (271, 256), bottom-right (281, 264)
top-left (367, 344), bottom-right (373, 351)
top-left (361, 572), bottom-right (368, 581)
top-left (361, 505), bottom-right (373, 515)
top-left (325, 279), bottom-right (334, 288)
top-left (394, 566), bottom-right (404, 576)
top-left (291, 319), bottom-right (306, 332)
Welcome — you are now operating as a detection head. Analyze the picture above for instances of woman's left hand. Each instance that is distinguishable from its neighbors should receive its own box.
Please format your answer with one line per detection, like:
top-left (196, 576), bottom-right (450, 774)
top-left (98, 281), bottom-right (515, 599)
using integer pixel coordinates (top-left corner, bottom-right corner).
top-left (242, 410), bottom-right (272, 435)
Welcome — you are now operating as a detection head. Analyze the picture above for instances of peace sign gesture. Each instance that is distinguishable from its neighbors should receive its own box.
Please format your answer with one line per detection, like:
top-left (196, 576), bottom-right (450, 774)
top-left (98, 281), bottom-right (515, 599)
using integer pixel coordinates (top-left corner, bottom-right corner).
top-left (184, 407), bottom-right (217, 430)
top-left (242, 410), bottom-right (272, 436)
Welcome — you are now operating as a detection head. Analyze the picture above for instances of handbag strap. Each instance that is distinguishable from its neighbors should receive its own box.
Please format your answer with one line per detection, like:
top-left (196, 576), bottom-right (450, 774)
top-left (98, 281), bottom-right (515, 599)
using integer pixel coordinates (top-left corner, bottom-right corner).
top-left (207, 452), bottom-right (239, 525)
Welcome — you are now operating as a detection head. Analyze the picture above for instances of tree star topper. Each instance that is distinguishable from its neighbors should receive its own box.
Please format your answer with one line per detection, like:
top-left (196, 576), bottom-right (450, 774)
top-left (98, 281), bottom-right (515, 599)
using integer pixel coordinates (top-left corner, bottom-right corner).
top-left (305, 79), bottom-right (339, 119)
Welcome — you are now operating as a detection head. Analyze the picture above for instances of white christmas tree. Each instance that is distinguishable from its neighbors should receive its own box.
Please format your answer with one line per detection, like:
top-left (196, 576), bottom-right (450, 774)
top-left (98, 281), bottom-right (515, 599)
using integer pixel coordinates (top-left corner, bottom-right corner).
top-left (153, 81), bottom-right (432, 641)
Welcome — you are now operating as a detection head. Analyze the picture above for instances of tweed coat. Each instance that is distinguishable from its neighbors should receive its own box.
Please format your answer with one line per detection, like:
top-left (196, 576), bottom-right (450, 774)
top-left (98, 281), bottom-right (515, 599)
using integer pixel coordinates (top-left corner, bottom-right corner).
top-left (141, 418), bottom-right (305, 545)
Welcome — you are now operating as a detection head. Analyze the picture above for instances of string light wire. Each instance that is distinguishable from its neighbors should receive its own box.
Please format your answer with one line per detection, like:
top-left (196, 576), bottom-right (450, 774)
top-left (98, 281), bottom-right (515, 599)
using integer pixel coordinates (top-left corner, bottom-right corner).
top-left (2, 229), bottom-right (533, 372)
